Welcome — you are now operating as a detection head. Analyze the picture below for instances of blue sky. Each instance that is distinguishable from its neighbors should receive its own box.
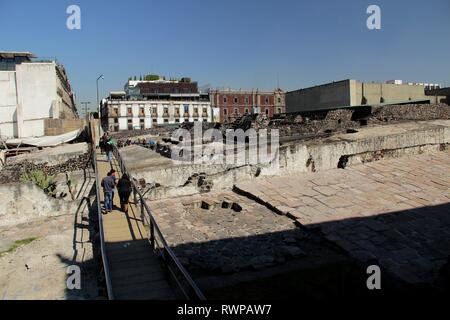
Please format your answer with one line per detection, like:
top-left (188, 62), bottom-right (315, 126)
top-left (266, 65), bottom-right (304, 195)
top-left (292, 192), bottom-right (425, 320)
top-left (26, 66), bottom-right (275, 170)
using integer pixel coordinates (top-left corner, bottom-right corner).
top-left (1, 0), bottom-right (449, 114)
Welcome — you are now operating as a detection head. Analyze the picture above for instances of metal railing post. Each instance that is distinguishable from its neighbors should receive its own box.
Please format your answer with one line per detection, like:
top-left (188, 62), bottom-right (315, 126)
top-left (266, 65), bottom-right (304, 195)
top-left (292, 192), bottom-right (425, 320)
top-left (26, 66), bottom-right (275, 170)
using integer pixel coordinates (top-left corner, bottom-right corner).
top-left (150, 221), bottom-right (155, 249)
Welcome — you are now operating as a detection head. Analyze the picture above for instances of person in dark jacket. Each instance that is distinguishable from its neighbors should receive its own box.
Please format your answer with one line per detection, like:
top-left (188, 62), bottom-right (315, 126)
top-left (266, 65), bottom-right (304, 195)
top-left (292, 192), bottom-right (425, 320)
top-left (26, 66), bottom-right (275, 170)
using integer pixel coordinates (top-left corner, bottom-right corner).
top-left (100, 132), bottom-right (109, 154)
top-left (117, 173), bottom-right (132, 213)
top-left (104, 137), bottom-right (113, 164)
top-left (101, 170), bottom-right (116, 213)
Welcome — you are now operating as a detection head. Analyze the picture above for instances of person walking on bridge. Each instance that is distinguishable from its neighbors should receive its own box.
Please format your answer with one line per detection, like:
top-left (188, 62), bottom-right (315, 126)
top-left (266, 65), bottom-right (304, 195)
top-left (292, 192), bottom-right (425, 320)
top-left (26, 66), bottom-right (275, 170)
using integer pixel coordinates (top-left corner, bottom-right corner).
top-left (101, 170), bottom-right (116, 213)
top-left (104, 137), bottom-right (114, 165)
top-left (100, 132), bottom-right (109, 154)
top-left (117, 173), bottom-right (132, 213)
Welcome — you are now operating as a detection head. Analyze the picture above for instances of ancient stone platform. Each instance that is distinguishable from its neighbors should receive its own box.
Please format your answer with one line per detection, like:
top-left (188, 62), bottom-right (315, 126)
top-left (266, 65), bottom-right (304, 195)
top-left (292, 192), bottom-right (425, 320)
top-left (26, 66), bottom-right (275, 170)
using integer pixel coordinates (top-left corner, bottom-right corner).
top-left (148, 191), bottom-right (338, 274)
top-left (235, 150), bottom-right (450, 285)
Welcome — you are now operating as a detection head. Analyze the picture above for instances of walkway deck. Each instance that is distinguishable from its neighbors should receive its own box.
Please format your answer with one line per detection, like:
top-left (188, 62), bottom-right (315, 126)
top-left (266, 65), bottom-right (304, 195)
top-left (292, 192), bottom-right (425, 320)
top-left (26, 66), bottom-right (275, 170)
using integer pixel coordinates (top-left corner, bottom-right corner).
top-left (96, 152), bottom-right (175, 300)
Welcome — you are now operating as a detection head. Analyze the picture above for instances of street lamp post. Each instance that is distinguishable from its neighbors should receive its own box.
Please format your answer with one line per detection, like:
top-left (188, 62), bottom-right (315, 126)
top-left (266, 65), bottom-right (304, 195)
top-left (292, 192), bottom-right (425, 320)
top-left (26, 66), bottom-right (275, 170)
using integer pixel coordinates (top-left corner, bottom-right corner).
top-left (96, 75), bottom-right (104, 139)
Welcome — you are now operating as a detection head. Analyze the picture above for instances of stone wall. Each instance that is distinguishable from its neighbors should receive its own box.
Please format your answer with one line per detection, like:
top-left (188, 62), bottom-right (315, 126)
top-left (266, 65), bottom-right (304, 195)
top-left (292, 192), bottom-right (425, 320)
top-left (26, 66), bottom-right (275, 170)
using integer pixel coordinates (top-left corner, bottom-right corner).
top-left (0, 182), bottom-right (81, 227)
top-left (277, 120), bottom-right (450, 175)
top-left (125, 120), bottom-right (450, 201)
top-left (0, 143), bottom-right (90, 183)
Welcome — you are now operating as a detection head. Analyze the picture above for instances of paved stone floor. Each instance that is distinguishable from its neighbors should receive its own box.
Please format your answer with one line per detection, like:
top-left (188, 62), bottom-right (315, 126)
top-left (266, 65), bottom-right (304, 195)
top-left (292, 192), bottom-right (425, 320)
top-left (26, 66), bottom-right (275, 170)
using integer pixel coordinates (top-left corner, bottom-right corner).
top-left (235, 150), bottom-right (450, 285)
top-left (149, 192), bottom-right (338, 274)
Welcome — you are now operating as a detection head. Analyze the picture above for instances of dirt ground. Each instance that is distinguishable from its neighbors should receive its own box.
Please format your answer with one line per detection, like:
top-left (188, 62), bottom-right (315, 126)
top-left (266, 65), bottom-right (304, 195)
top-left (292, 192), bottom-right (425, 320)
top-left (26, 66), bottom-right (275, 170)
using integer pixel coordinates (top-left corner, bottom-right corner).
top-left (0, 203), bottom-right (99, 300)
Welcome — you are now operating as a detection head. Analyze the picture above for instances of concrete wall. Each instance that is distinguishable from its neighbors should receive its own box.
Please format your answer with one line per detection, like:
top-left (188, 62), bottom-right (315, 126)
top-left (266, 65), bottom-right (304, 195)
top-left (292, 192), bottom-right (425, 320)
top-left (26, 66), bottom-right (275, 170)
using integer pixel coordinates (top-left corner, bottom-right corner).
top-left (15, 63), bottom-right (57, 138)
top-left (0, 71), bottom-right (18, 138)
top-left (44, 118), bottom-right (85, 136)
top-left (286, 80), bottom-right (351, 113)
top-left (0, 62), bottom-right (78, 138)
top-left (0, 182), bottom-right (81, 227)
top-left (353, 81), bottom-right (444, 105)
top-left (286, 80), bottom-right (446, 113)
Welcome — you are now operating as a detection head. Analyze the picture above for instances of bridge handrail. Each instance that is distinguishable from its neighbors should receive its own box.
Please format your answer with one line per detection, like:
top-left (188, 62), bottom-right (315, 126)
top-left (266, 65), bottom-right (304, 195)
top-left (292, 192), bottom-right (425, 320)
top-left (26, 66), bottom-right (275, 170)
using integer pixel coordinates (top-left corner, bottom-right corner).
top-left (112, 146), bottom-right (205, 300)
top-left (91, 146), bottom-right (114, 299)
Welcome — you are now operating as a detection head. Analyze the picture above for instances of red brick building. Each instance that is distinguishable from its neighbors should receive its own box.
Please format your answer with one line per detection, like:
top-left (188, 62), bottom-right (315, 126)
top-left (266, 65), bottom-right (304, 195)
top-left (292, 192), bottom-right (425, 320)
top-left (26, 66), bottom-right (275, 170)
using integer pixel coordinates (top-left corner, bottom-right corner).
top-left (210, 89), bottom-right (285, 122)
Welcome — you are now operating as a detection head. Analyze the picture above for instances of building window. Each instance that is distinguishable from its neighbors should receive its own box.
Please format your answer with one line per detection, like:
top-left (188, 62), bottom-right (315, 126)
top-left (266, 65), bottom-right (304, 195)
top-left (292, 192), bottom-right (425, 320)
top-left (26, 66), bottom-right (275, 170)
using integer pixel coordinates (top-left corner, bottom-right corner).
top-left (234, 108), bottom-right (238, 115)
top-left (245, 96), bottom-right (249, 104)
top-left (139, 107), bottom-right (144, 116)
top-left (164, 119), bottom-right (169, 123)
top-left (234, 97), bottom-right (238, 104)
top-left (194, 107), bottom-right (198, 116)
top-left (152, 107), bottom-right (157, 115)
top-left (127, 119), bottom-right (132, 130)
top-left (175, 119), bottom-right (180, 123)
top-left (113, 108), bottom-right (119, 117)
top-left (265, 97), bottom-right (269, 104)
top-left (277, 108), bottom-right (282, 114)
top-left (223, 108), bottom-right (227, 115)
top-left (153, 118), bottom-right (157, 123)
top-left (265, 108), bottom-right (269, 115)
top-left (278, 97), bottom-right (281, 103)
top-left (114, 118), bottom-right (118, 124)
top-left (223, 96), bottom-right (227, 103)
top-left (175, 107), bottom-right (180, 116)
top-left (245, 108), bottom-right (249, 114)
top-left (164, 107), bottom-right (169, 115)
top-left (127, 107), bottom-right (132, 116)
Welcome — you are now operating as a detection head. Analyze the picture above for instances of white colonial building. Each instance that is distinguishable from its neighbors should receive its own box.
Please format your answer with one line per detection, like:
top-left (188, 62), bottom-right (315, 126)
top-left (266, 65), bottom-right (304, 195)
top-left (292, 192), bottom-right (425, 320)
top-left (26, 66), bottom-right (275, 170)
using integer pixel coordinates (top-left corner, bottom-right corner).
top-left (101, 77), bottom-right (212, 131)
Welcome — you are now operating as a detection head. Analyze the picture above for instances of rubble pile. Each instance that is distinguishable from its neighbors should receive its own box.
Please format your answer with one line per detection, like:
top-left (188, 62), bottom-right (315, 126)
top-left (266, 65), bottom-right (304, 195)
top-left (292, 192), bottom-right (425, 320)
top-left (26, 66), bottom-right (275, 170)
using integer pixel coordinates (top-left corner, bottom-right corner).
top-left (270, 109), bottom-right (358, 137)
top-left (0, 152), bottom-right (90, 184)
top-left (251, 114), bottom-right (270, 129)
top-left (369, 104), bottom-right (450, 123)
top-left (324, 109), bottom-right (354, 122)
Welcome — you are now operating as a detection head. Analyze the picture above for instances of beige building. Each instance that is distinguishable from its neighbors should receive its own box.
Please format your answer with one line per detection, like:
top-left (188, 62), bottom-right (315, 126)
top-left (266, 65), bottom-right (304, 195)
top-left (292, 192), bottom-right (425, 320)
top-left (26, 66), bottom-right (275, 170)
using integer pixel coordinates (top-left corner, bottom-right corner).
top-left (286, 79), bottom-right (446, 113)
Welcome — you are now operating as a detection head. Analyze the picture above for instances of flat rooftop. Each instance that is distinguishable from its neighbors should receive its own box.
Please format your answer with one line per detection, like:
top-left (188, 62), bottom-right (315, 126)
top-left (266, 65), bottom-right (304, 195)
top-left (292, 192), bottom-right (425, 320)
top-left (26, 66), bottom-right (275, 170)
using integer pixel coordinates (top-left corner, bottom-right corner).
top-left (0, 51), bottom-right (36, 59)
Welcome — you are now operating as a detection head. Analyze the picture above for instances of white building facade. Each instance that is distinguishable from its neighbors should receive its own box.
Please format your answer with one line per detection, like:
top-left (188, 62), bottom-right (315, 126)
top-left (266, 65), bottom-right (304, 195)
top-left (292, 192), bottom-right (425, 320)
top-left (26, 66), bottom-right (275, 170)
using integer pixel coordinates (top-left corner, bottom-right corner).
top-left (102, 96), bottom-right (212, 132)
top-left (0, 52), bottom-right (77, 138)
